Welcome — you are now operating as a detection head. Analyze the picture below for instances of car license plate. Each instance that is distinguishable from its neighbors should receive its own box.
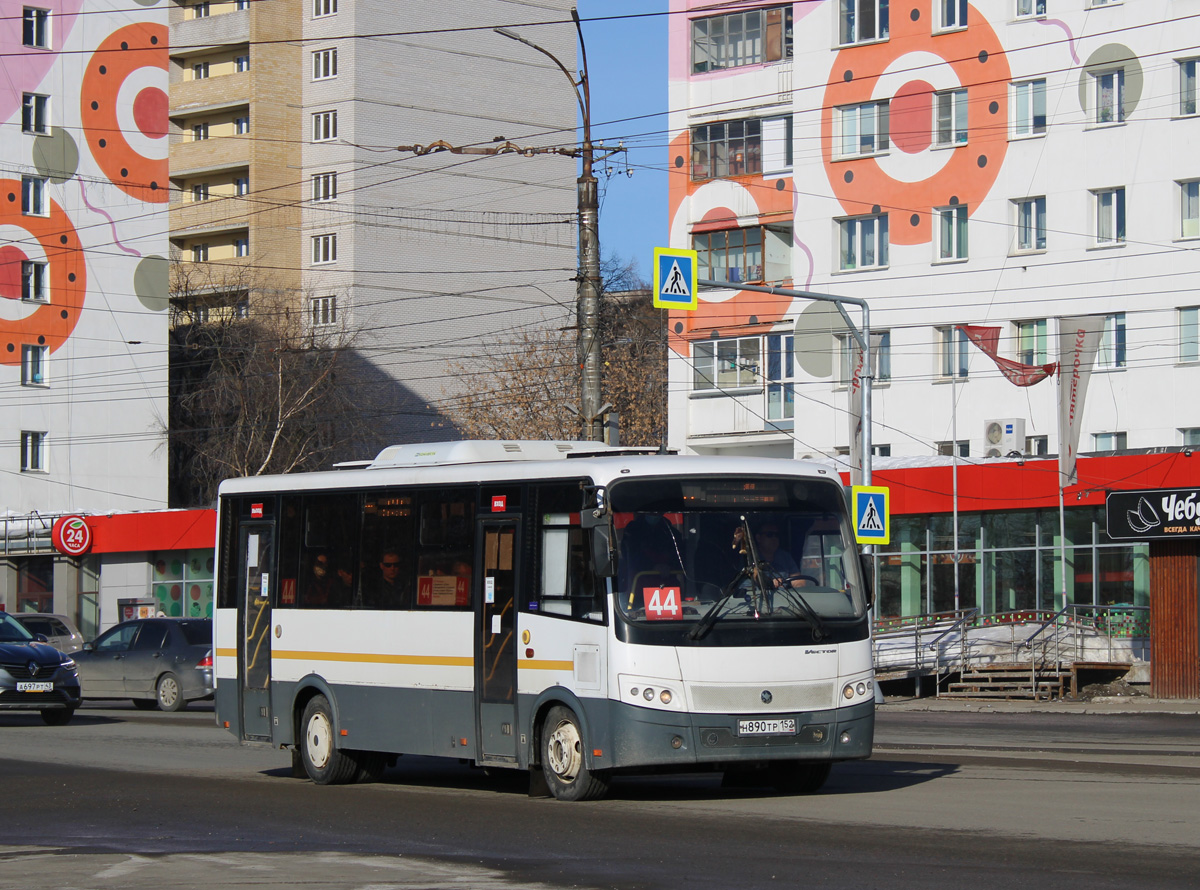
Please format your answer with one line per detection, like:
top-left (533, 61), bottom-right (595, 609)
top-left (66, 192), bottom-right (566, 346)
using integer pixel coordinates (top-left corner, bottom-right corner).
top-left (17, 681), bottom-right (54, 693)
top-left (738, 718), bottom-right (797, 736)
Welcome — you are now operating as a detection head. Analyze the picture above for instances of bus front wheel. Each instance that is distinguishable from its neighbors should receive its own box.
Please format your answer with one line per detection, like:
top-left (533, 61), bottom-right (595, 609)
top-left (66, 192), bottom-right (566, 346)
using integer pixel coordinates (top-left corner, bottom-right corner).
top-left (300, 695), bottom-right (358, 785)
top-left (541, 705), bottom-right (610, 801)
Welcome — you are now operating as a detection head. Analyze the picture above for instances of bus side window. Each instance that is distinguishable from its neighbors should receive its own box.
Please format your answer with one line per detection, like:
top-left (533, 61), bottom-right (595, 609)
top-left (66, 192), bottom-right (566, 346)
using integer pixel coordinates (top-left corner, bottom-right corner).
top-left (413, 490), bottom-right (474, 608)
top-left (539, 519), bottom-right (604, 623)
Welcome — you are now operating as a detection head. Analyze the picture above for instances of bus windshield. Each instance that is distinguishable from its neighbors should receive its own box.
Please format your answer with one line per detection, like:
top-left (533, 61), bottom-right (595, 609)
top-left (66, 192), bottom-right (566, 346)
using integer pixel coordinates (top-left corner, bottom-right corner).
top-left (609, 476), bottom-right (867, 631)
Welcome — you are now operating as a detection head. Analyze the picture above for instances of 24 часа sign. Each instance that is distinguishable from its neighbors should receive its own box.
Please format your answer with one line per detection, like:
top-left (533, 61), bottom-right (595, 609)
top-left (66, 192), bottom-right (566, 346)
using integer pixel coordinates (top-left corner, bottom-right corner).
top-left (1106, 488), bottom-right (1200, 540)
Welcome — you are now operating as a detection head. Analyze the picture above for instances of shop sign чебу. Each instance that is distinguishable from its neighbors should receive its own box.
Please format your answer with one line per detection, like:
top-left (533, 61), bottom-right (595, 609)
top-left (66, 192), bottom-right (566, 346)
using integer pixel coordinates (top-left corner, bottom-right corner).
top-left (1106, 488), bottom-right (1200, 540)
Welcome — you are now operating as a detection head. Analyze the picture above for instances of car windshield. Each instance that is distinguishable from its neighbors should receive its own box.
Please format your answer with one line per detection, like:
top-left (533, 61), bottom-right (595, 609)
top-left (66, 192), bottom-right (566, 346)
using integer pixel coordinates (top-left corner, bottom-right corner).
top-left (609, 475), bottom-right (867, 631)
top-left (0, 613), bottom-right (36, 643)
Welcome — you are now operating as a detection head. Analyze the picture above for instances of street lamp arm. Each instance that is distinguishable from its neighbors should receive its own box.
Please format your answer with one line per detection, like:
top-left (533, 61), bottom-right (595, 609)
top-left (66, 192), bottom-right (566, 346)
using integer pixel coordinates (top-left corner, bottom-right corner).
top-left (493, 27), bottom-right (588, 123)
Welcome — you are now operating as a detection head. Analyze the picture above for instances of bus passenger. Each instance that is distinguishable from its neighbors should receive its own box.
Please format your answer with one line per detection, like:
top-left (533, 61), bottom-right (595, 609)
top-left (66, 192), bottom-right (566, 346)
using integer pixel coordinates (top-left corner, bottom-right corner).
top-left (364, 549), bottom-right (412, 610)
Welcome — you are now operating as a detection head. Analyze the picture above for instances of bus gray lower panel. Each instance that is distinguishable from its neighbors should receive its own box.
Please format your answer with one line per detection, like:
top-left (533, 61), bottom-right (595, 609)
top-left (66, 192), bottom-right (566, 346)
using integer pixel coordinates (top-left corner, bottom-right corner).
top-left (605, 700), bottom-right (874, 769)
top-left (271, 680), bottom-right (476, 759)
top-left (214, 682), bottom-right (240, 738)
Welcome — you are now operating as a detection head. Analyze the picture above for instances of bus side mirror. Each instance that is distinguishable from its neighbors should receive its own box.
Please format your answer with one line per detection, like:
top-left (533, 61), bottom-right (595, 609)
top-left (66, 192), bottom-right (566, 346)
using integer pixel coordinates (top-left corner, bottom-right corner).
top-left (859, 553), bottom-right (875, 608)
top-left (581, 485), bottom-right (615, 577)
top-left (589, 523), bottom-right (615, 577)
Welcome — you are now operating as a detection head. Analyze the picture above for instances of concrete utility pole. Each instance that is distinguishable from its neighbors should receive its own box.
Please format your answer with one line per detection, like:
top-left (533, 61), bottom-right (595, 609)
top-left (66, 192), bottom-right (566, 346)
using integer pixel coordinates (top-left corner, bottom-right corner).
top-left (496, 10), bottom-right (604, 441)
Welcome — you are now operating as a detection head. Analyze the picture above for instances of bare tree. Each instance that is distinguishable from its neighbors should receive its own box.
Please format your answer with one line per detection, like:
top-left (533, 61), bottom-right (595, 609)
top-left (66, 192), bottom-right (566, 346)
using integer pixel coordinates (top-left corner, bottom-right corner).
top-left (167, 264), bottom-right (380, 506)
top-left (442, 255), bottom-right (666, 446)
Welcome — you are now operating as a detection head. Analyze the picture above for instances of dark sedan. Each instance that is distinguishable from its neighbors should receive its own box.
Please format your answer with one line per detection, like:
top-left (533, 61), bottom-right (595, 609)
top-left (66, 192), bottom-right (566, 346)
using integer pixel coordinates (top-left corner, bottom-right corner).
top-left (74, 618), bottom-right (213, 712)
top-left (0, 612), bottom-right (81, 725)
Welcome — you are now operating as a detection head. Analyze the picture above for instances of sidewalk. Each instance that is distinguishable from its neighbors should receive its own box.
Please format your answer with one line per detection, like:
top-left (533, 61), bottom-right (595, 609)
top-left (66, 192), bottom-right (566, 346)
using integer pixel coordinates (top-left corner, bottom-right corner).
top-left (881, 694), bottom-right (1200, 716)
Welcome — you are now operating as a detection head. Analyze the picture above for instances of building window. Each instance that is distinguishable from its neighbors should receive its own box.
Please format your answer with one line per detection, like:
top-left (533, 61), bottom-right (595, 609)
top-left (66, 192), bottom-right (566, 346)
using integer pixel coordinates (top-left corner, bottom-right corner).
top-left (1014, 196), bottom-right (1046, 252)
top-left (936, 204), bottom-right (968, 261)
top-left (23, 7), bottom-right (49, 48)
top-left (191, 122), bottom-right (209, 141)
top-left (693, 224), bottom-right (790, 285)
top-left (1093, 432), bottom-right (1127, 451)
top-left (1026, 435), bottom-right (1049, 455)
top-left (22, 93), bottom-right (48, 134)
top-left (691, 5), bottom-right (793, 74)
top-left (234, 176), bottom-right (249, 196)
top-left (22, 175), bottom-right (46, 216)
top-left (1179, 307), bottom-right (1199, 362)
top-left (1097, 313), bottom-right (1126, 370)
top-left (314, 0), bottom-right (338, 16)
top-left (235, 54), bottom-right (250, 73)
top-left (1016, 0), bottom-right (1046, 16)
top-left (836, 101), bottom-right (889, 158)
top-left (234, 237), bottom-right (249, 257)
top-left (938, 326), bottom-right (969, 378)
top-left (838, 214), bottom-right (888, 271)
top-left (22, 345), bottom-right (47, 386)
top-left (838, 331), bottom-right (891, 386)
top-left (766, 333), bottom-right (794, 421)
top-left (234, 115), bottom-right (250, 135)
top-left (312, 110), bottom-right (337, 142)
top-left (235, 0), bottom-right (249, 9)
top-left (1016, 319), bottom-right (1048, 365)
top-left (1093, 187), bottom-right (1126, 245)
top-left (1093, 69), bottom-right (1124, 124)
top-left (311, 296), bottom-right (338, 327)
top-left (191, 183), bottom-right (210, 202)
top-left (938, 0), bottom-right (967, 30)
top-left (1182, 428), bottom-right (1200, 447)
top-left (1180, 59), bottom-right (1197, 116)
top-left (690, 118), bottom-right (767, 180)
top-left (21, 431), bottom-right (46, 472)
top-left (1180, 180), bottom-right (1199, 239)
top-left (191, 243), bottom-right (209, 262)
top-left (22, 260), bottom-right (47, 302)
top-left (312, 233), bottom-right (337, 264)
top-left (934, 89), bottom-right (967, 146)
top-left (191, 2), bottom-right (210, 20)
top-left (692, 337), bottom-right (760, 390)
top-left (312, 172), bottom-right (338, 202)
top-left (1012, 79), bottom-right (1046, 137)
top-left (192, 61), bottom-right (210, 80)
top-left (839, 0), bottom-right (889, 46)
top-left (937, 440), bottom-right (969, 458)
top-left (313, 48), bottom-right (338, 80)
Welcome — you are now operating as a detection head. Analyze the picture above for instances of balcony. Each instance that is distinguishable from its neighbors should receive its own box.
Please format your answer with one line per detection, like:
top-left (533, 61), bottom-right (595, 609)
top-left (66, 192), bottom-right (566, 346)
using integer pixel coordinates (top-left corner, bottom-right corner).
top-left (171, 72), bottom-right (250, 115)
top-left (170, 136), bottom-right (251, 176)
top-left (170, 194), bottom-right (252, 237)
top-left (171, 9), bottom-right (249, 53)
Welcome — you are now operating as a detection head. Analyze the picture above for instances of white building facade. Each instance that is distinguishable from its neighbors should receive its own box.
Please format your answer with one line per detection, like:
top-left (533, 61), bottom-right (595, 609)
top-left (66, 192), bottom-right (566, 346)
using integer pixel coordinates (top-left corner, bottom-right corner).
top-left (666, 0), bottom-right (1200, 463)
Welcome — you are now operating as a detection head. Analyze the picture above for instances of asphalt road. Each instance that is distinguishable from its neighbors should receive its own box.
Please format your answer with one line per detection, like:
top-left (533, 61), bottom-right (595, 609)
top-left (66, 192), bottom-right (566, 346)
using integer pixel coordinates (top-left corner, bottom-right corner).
top-left (1, 702), bottom-right (1198, 889)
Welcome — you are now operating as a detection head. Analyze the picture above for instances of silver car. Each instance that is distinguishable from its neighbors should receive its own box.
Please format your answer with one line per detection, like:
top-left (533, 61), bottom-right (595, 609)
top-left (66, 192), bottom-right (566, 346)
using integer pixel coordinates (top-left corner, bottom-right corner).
top-left (10, 613), bottom-right (85, 654)
top-left (0, 612), bottom-right (81, 725)
top-left (74, 618), bottom-right (213, 712)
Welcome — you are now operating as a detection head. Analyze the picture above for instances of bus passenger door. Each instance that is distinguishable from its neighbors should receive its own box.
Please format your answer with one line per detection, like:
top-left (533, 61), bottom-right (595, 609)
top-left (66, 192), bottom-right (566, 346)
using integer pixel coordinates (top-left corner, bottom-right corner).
top-left (238, 522), bottom-right (274, 740)
top-left (475, 520), bottom-right (519, 763)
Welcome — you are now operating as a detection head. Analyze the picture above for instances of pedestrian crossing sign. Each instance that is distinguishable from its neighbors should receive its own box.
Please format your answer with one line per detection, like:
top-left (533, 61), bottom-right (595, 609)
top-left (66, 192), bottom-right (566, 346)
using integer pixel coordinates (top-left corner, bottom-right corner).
top-left (653, 247), bottom-right (698, 310)
top-left (852, 485), bottom-right (890, 544)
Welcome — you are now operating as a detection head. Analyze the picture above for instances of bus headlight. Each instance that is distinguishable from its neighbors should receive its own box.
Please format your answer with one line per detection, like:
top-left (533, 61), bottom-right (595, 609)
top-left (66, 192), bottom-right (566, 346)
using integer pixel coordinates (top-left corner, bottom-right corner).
top-left (643, 688), bottom-right (654, 701)
top-left (659, 689), bottom-right (672, 704)
top-left (843, 684), bottom-right (855, 700)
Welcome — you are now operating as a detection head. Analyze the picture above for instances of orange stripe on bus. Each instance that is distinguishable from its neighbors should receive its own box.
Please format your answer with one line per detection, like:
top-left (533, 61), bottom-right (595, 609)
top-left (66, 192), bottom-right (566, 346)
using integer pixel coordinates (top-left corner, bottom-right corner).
top-left (271, 650), bottom-right (474, 667)
top-left (518, 660), bottom-right (574, 671)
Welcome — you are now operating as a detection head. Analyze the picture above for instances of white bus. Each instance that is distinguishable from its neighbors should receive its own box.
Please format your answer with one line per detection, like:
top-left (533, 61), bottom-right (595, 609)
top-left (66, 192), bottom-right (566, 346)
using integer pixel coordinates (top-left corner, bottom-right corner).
top-left (214, 441), bottom-right (874, 800)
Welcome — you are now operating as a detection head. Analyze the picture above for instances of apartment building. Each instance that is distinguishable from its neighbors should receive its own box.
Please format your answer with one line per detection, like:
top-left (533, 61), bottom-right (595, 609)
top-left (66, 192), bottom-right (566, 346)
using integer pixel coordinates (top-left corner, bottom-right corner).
top-left (1, 2), bottom-right (171, 622)
top-left (168, 0), bottom-right (579, 443)
top-left (664, 0), bottom-right (1200, 654)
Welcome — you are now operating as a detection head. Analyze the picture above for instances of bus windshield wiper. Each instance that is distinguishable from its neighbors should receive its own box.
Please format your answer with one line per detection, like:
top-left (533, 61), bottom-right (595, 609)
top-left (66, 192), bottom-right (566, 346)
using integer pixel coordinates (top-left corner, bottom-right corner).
top-left (686, 567), bottom-right (750, 641)
top-left (775, 585), bottom-right (827, 641)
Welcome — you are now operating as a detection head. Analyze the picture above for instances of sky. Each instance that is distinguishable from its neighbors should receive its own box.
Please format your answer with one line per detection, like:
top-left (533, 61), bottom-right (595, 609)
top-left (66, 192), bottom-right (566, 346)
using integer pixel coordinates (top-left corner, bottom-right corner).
top-left (576, 1), bottom-right (669, 284)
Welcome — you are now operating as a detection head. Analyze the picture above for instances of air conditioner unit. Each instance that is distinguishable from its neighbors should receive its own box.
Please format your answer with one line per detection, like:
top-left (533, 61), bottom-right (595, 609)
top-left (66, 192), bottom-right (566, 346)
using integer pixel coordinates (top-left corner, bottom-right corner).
top-left (983, 418), bottom-right (1026, 458)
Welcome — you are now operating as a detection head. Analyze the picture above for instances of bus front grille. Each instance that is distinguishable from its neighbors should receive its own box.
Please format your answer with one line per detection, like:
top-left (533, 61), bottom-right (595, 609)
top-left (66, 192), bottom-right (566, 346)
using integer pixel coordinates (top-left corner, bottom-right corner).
top-left (688, 682), bottom-right (835, 713)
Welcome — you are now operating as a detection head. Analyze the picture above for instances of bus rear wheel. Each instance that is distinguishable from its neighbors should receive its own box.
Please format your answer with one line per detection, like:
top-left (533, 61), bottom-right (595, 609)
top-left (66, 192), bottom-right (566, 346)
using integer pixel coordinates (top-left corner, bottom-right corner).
top-left (300, 695), bottom-right (358, 785)
top-left (541, 705), bottom-right (610, 801)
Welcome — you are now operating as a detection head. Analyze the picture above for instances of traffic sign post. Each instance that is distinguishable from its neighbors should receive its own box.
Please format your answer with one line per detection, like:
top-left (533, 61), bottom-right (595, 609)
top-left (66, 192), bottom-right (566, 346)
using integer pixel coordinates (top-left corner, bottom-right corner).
top-left (653, 247), bottom-right (698, 310)
top-left (852, 486), bottom-right (889, 545)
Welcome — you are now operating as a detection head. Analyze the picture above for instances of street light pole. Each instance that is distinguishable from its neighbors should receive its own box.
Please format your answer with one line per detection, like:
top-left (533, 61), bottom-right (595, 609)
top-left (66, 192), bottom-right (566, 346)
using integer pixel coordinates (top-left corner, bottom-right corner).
top-left (496, 10), bottom-right (604, 441)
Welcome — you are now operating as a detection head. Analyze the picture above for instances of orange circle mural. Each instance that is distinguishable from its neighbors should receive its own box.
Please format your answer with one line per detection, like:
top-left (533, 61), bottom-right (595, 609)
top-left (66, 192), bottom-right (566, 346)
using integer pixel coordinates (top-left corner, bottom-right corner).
top-left (822, 3), bottom-right (1010, 246)
top-left (81, 23), bottom-right (169, 203)
top-left (0, 183), bottom-right (86, 363)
